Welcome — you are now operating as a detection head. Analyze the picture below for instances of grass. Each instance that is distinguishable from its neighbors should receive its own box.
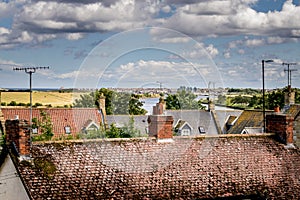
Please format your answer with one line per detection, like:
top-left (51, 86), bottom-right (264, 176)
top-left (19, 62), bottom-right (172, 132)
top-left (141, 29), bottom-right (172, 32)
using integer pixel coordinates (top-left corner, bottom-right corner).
top-left (1, 91), bottom-right (88, 107)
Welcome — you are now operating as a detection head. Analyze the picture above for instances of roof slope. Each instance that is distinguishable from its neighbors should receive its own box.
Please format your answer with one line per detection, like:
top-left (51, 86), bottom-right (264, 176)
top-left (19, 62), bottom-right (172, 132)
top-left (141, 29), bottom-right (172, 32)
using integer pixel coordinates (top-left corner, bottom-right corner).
top-left (1, 108), bottom-right (101, 135)
top-left (285, 104), bottom-right (300, 118)
top-left (166, 110), bottom-right (218, 134)
top-left (17, 135), bottom-right (300, 199)
top-left (227, 110), bottom-right (272, 134)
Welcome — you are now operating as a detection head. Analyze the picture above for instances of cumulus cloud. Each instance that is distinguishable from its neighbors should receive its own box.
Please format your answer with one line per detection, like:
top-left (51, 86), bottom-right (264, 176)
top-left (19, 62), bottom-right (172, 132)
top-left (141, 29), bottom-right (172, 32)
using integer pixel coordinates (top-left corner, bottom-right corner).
top-left (100, 59), bottom-right (211, 87)
top-left (1, 0), bottom-right (300, 49)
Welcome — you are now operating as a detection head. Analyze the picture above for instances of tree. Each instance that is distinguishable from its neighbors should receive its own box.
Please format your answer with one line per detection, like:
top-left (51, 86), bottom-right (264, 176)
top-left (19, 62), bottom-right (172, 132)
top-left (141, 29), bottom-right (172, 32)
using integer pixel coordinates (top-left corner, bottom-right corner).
top-left (266, 90), bottom-right (284, 110)
top-left (105, 123), bottom-right (121, 138)
top-left (73, 88), bottom-right (146, 115)
top-left (128, 94), bottom-right (147, 115)
top-left (111, 92), bottom-right (131, 114)
top-left (73, 92), bottom-right (98, 108)
top-left (98, 88), bottom-right (113, 115)
top-left (119, 116), bottom-right (140, 138)
top-left (165, 94), bottom-right (180, 110)
top-left (33, 110), bottom-right (54, 141)
top-left (230, 95), bottom-right (250, 105)
top-left (8, 101), bottom-right (17, 106)
top-left (165, 90), bottom-right (204, 110)
top-left (110, 92), bottom-right (147, 115)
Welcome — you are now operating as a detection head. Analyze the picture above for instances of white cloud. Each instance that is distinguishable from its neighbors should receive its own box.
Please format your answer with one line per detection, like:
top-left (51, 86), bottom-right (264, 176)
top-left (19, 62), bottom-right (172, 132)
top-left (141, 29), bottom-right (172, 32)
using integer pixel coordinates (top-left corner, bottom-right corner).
top-left (205, 44), bottom-right (219, 57)
top-left (2, 0), bottom-right (300, 49)
top-left (267, 36), bottom-right (286, 44)
top-left (245, 38), bottom-right (265, 47)
top-left (100, 59), bottom-right (211, 87)
top-left (66, 33), bottom-right (84, 40)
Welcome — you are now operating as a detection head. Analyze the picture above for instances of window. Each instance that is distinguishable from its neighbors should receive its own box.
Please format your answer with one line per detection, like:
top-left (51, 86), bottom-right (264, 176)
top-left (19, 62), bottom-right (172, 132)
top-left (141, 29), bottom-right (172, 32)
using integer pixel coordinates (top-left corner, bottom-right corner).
top-left (32, 127), bottom-right (38, 134)
top-left (198, 126), bottom-right (206, 134)
top-left (182, 129), bottom-right (190, 136)
top-left (65, 126), bottom-right (71, 134)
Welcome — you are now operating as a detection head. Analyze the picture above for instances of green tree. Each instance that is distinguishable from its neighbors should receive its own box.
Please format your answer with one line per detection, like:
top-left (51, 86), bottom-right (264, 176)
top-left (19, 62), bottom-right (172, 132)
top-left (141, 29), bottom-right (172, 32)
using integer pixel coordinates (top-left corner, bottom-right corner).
top-left (165, 90), bottom-right (204, 110)
top-left (165, 94), bottom-right (180, 110)
top-left (105, 124), bottom-right (121, 138)
top-left (129, 94), bottom-right (147, 115)
top-left (8, 101), bottom-right (17, 106)
top-left (119, 116), bottom-right (140, 138)
top-left (98, 88), bottom-right (113, 115)
top-left (266, 90), bottom-right (284, 110)
top-left (111, 92), bottom-right (131, 114)
top-left (248, 95), bottom-right (261, 108)
top-left (33, 110), bottom-right (54, 141)
top-left (230, 95), bottom-right (250, 105)
top-left (73, 92), bottom-right (99, 108)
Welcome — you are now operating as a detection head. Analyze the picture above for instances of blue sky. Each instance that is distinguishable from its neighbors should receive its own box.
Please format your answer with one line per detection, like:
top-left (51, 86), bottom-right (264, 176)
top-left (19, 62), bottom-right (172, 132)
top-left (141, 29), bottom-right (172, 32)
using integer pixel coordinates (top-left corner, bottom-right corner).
top-left (0, 0), bottom-right (300, 89)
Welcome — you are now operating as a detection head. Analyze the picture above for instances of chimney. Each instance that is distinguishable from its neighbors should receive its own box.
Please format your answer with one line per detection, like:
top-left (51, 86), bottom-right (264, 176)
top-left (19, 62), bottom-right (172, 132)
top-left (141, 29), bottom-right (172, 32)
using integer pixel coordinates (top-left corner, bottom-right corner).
top-left (5, 119), bottom-right (31, 159)
top-left (98, 93), bottom-right (108, 129)
top-left (284, 85), bottom-right (295, 106)
top-left (152, 97), bottom-right (165, 115)
top-left (274, 106), bottom-right (280, 113)
top-left (148, 99), bottom-right (174, 142)
top-left (266, 114), bottom-right (294, 147)
top-left (208, 99), bottom-right (215, 112)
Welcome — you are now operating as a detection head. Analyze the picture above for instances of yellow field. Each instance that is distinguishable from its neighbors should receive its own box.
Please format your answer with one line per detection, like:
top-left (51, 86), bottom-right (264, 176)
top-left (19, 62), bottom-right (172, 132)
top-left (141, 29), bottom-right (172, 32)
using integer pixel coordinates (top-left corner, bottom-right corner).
top-left (0, 91), bottom-right (88, 107)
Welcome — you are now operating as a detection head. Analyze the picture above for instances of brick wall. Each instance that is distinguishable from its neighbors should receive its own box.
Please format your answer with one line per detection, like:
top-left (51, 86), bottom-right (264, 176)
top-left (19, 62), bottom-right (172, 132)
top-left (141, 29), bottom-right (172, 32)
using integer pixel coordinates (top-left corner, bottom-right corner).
top-left (266, 114), bottom-right (294, 144)
top-left (5, 119), bottom-right (30, 156)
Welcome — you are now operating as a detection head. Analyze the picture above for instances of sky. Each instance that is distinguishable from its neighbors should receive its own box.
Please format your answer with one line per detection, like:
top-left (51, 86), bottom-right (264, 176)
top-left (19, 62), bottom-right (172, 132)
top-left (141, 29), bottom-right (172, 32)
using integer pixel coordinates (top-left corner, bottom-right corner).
top-left (0, 0), bottom-right (300, 89)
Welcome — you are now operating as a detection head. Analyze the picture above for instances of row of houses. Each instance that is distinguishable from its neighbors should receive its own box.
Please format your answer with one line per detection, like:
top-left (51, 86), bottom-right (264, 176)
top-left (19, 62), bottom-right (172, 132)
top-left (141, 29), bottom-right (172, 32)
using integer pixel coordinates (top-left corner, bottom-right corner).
top-left (1, 104), bottom-right (299, 143)
top-left (0, 95), bottom-right (299, 199)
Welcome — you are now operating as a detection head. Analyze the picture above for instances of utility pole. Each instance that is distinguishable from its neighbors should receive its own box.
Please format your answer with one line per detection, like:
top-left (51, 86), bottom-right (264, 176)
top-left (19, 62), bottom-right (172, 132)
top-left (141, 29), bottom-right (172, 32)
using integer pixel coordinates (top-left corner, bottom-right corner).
top-left (283, 62), bottom-right (297, 88)
top-left (156, 81), bottom-right (163, 90)
top-left (262, 60), bottom-right (274, 133)
top-left (13, 66), bottom-right (49, 151)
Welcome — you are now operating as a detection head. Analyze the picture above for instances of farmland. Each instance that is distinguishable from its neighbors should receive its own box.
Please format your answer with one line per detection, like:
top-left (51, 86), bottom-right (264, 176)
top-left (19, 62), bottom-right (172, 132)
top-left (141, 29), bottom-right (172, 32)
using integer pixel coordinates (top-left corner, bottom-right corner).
top-left (0, 91), bottom-right (88, 107)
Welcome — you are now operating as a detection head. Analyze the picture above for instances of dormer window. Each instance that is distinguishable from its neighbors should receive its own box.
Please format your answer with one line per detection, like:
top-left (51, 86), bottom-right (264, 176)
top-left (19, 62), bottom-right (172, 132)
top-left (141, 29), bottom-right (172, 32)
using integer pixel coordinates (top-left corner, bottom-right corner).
top-left (65, 126), bottom-right (71, 134)
top-left (198, 126), bottom-right (206, 134)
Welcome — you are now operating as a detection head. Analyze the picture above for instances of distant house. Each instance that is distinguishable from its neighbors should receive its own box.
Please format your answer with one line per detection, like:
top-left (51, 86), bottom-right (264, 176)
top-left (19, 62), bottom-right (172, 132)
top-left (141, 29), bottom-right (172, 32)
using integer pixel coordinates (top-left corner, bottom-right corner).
top-left (1, 108), bottom-right (102, 137)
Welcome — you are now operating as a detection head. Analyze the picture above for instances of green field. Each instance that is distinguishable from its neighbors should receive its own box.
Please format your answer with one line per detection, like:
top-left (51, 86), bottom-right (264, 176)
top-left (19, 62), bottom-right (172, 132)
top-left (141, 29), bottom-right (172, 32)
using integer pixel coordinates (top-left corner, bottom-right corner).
top-left (1, 91), bottom-right (88, 107)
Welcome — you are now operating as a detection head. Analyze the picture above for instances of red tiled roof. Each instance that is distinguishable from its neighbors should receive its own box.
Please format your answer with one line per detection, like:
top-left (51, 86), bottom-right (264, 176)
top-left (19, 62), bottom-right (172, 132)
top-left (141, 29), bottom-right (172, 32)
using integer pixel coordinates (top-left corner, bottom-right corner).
top-left (1, 108), bottom-right (101, 136)
top-left (17, 135), bottom-right (300, 199)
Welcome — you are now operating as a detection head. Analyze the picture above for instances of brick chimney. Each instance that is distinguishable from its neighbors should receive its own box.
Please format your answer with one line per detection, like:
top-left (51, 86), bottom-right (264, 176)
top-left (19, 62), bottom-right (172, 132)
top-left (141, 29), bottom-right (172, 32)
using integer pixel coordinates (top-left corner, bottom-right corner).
top-left (5, 119), bottom-right (31, 159)
top-left (152, 97), bottom-right (166, 115)
top-left (148, 99), bottom-right (174, 142)
top-left (284, 85), bottom-right (295, 106)
top-left (98, 93), bottom-right (108, 129)
top-left (266, 114), bottom-right (294, 146)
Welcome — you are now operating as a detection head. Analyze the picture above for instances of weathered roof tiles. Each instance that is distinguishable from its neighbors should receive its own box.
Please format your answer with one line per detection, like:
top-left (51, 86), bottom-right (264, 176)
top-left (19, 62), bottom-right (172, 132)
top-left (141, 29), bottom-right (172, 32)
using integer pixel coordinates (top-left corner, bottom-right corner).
top-left (18, 135), bottom-right (300, 199)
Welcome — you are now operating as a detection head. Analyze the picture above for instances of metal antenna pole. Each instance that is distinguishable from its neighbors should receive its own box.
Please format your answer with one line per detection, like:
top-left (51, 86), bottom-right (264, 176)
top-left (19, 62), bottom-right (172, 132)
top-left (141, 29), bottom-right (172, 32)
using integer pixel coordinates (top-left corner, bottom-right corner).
top-left (13, 66), bottom-right (49, 152)
top-left (262, 60), bottom-right (274, 133)
top-left (283, 62), bottom-right (297, 88)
